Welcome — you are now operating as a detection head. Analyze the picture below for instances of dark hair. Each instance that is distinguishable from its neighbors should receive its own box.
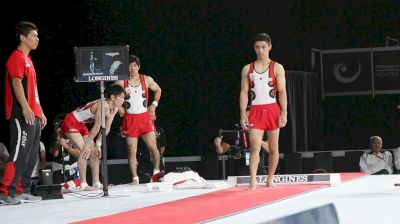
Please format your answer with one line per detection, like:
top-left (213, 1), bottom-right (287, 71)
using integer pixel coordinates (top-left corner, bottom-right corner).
top-left (253, 33), bottom-right (272, 44)
top-left (53, 113), bottom-right (66, 128)
top-left (129, 55), bottom-right (140, 66)
top-left (105, 84), bottom-right (125, 99)
top-left (15, 21), bottom-right (38, 41)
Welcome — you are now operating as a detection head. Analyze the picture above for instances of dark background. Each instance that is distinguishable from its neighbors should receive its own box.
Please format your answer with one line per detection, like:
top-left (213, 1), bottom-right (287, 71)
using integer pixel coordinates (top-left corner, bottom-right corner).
top-left (1, 1), bottom-right (399, 155)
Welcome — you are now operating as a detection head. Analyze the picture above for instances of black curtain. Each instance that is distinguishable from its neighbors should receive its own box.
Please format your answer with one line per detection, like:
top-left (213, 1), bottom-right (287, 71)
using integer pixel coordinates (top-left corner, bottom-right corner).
top-left (285, 71), bottom-right (321, 152)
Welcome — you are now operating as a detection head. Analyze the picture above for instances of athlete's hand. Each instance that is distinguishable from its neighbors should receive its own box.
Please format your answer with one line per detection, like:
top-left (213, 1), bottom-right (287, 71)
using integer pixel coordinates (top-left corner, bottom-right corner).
top-left (39, 113), bottom-right (47, 129)
top-left (240, 113), bottom-right (249, 130)
top-left (278, 112), bottom-right (287, 128)
top-left (148, 105), bottom-right (156, 114)
top-left (82, 141), bottom-right (93, 160)
top-left (22, 106), bottom-right (35, 125)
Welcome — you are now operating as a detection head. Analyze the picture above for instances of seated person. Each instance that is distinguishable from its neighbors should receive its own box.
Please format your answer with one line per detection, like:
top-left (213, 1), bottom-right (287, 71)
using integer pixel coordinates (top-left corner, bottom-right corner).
top-left (49, 117), bottom-right (80, 185)
top-left (213, 129), bottom-right (269, 175)
top-left (214, 105), bottom-right (269, 156)
top-left (214, 131), bottom-right (269, 156)
top-left (393, 146), bottom-right (400, 172)
top-left (359, 136), bottom-right (393, 175)
top-left (213, 112), bottom-right (269, 176)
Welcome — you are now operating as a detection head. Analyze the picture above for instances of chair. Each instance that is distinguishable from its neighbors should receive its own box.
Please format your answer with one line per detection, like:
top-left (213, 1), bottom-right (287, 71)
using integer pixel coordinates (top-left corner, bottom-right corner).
top-left (283, 153), bottom-right (302, 174)
top-left (344, 150), bottom-right (365, 172)
top-left (313, 152), bottom-right (333, 173)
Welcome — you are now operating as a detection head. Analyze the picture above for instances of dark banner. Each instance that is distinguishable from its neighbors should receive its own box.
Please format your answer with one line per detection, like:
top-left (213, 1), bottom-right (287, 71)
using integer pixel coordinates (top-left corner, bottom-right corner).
top-left (74, 45), bottom-right (130, 82)
top-left (322, 49), bottom-right (372, 96)
top-left (373, 47), bottom-right (400, 93)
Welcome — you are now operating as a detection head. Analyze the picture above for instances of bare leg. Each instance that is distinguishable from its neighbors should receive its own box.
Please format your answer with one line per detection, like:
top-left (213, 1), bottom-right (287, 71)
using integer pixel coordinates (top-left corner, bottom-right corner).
top-left (127, 137), bottom-right (139, 181)
top-left (65, 133), bottom-right (89, 185)
top-left (142, 132), bottom-right (160, 173)
top-left (90, 155), bottom-right (100, 184)
top-left (266, 129), bottom-right (280, 187)
top-left (248, 129), bottom-right (264, 189)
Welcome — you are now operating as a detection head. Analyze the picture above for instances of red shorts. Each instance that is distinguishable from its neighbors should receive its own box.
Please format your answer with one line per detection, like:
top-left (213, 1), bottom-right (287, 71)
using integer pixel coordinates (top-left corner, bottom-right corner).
top-left (122, 112), bottom-right (155, 137)
top-left (248, 103), bottom-right (281, 131)
top-left (60, 113), bottom-right (89, 137)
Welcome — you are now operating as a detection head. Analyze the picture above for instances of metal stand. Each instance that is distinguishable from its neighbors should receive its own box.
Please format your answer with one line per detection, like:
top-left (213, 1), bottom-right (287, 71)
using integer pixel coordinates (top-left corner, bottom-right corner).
top-left (99, 81), bottom-right (109, 196)
top-left (61, 146), bottom-right (67, 183)
top-left (221, 155), bottom-right (228, 179)
top-left (218, 128), bottom-right (244, 180)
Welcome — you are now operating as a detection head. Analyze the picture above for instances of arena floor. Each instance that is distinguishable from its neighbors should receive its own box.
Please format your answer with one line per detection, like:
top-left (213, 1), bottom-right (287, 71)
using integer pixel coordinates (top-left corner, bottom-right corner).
top-left (1, 173), bottom-right (399, 224)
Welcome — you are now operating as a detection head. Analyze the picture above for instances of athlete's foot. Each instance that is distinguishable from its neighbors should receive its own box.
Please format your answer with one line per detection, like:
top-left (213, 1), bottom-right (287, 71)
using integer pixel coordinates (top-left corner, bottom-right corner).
top-left (79, 182), bottom-right (94, 191)
top-left (93, 181), bottom-right (103, 190)
top-left (248, 180), bottom-right (258, 189)
top-left (266, 182), bottom-right (275, 187)
top-left (132, 176), bottom-right (139, 185)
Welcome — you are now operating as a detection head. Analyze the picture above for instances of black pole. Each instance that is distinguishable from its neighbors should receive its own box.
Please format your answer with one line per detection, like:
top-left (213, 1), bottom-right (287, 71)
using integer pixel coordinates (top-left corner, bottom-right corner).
top-left (61, 146), bottom-right (67, 183)
top-left (99, 81), bottom-right (109, 196)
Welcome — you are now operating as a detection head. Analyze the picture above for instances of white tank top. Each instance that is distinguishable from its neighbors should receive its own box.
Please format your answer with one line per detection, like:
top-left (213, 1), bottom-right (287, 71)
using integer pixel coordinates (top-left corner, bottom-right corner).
top-left (125, 82), bottom-right (147, 114)
top-left (72, 100), bottom-right (97, 123)
top-left (72, 99), bottom-right (111, 123)
top-left (249, 62), bottom-right (277, 105)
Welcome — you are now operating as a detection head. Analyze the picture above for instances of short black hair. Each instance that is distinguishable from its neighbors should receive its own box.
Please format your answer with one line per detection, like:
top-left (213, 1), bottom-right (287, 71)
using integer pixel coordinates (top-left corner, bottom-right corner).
top-left (15, 21), bottom-right (38, 41)
top-left (253, 33), bottom-right (272, 44)
top-left (129, 55), bottom-right (140, 66)
top-left (105, 84), bottom-right (125, 99)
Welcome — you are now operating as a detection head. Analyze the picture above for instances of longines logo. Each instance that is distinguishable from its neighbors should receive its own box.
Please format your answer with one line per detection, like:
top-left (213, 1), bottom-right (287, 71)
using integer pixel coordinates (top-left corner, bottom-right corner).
top-left (256, 175), bottom-right (308, 183)
top-left (88, 76), bottom-right (118, 81)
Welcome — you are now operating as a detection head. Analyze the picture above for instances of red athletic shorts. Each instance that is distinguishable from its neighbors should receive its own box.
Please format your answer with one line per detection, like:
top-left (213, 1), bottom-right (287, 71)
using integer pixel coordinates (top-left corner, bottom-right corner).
top-left (122, 112), bottom-right (155, 137)
top-left (60, 113), bottom-right (90, 137)
top-left (248, 103), bottom-right (281, 130)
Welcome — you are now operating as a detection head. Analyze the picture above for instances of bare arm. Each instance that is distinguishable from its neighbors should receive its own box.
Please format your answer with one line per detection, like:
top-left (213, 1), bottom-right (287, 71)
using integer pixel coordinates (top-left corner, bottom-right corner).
top-left (146, 75), bottom-right (162, 112)
top-left (93, 105), bottom-right (118, 158)
top-left (38, 104), bottom-right (47, 129)
top-left (60, 138), bottom-right (80, 158)
top-left (275, 63), bottom-right (288, 127)
top-left (87, 102), bottom-right (104, 143)
top-left (115, 80), bottom-right (126, 116)
top-left (105, 106), bottom-right (119, 135)
top-left (239, 65), bottom-right (250, 129)
top-left (81, 102), bottom-right (104, 159)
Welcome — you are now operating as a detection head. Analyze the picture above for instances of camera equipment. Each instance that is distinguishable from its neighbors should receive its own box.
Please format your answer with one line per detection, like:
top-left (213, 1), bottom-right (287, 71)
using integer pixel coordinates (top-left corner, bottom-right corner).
top-left (218, 124), bottom-right (248, 159)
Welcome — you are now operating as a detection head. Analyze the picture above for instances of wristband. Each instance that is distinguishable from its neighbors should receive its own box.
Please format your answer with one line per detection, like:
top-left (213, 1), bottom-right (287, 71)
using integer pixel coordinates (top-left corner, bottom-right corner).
top-left (151, 101), bottom-right (158, 108)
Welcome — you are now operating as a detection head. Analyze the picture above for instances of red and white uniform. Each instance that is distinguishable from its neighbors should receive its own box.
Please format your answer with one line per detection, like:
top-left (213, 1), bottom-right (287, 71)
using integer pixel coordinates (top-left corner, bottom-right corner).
top-left (122, 75), bottom-right (155, 137)
top-left (248, 61), bottom-right (281, 130)
top-left (5, 49), bottom-right (41, 120)
top-left (72, 100), bottom-right (100, 123)
top-left (60, 99), bottom-right (110, 136)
